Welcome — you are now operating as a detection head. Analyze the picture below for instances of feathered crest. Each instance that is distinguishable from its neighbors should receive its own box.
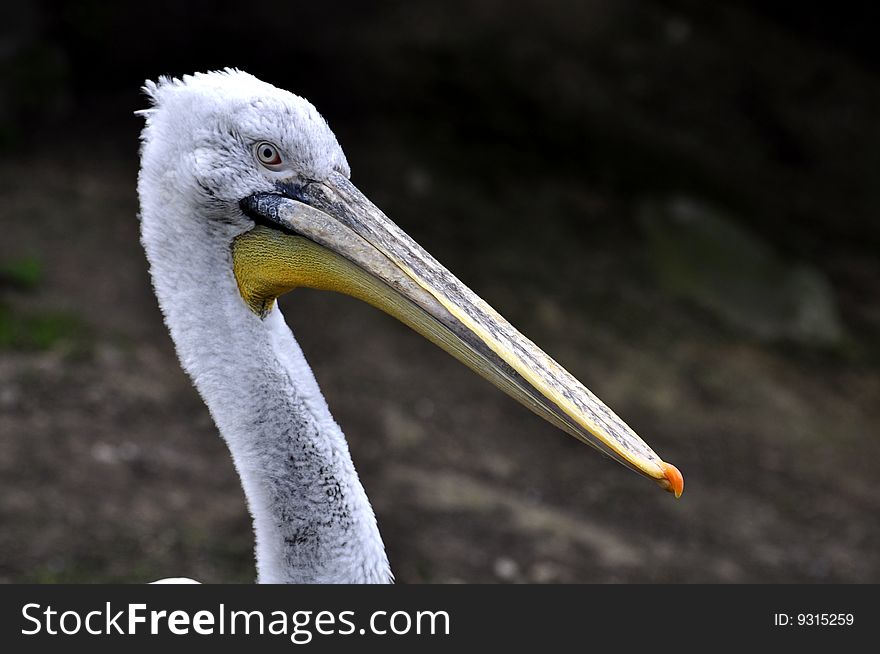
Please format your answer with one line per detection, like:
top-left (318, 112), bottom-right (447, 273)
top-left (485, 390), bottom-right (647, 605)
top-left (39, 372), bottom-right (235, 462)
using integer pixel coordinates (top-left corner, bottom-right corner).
top-left (135, 69), bottom-right (246, 118)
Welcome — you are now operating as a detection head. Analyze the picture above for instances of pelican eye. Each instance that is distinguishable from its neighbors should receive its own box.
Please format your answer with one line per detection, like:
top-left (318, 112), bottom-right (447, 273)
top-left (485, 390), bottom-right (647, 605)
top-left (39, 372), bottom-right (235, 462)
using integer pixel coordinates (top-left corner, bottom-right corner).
top-left (255, 142), bottom-right (284, 170)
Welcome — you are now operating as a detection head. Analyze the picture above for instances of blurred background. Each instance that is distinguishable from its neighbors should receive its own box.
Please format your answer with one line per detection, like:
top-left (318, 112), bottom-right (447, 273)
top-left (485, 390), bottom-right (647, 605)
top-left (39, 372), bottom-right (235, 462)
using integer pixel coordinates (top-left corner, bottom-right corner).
top-left (1, 0), bottom-right (878, 583)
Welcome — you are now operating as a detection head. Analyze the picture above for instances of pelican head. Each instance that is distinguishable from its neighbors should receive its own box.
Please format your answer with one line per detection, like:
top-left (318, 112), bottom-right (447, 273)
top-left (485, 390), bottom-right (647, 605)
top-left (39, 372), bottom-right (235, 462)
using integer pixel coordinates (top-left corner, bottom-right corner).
top-left (138, 70), bottom-right (681, 583)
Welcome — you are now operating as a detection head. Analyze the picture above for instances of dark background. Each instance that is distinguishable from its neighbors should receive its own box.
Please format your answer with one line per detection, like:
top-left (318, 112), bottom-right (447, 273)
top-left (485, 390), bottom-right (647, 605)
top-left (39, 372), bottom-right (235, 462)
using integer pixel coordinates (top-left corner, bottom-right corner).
top-left (1, 1), bottom-right (878, 583)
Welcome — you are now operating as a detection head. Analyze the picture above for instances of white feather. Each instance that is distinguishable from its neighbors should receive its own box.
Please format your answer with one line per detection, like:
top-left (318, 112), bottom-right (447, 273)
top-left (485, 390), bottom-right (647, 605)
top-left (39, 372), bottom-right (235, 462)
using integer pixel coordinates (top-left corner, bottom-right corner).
top-left (137, 70), bottom-right (390, 584)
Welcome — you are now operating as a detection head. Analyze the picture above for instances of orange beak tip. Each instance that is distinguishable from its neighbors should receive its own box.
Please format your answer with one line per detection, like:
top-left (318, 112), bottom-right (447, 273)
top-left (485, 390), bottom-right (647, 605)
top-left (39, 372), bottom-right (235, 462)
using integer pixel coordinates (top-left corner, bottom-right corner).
top-left (659, 461), bottom-right (684, 498)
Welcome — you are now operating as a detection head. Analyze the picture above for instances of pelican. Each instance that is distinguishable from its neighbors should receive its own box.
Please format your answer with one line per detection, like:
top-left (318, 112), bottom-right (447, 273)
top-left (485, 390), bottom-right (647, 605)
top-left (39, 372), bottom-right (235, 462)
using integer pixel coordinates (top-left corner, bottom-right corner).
top-left (137, 70), bottom-right (683, 584)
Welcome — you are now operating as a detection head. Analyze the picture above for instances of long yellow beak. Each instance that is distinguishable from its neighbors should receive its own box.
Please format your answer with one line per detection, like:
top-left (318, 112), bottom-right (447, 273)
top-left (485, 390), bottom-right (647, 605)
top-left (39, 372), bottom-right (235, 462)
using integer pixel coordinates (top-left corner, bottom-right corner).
top-left (233, 172), bottom-right (683, 498)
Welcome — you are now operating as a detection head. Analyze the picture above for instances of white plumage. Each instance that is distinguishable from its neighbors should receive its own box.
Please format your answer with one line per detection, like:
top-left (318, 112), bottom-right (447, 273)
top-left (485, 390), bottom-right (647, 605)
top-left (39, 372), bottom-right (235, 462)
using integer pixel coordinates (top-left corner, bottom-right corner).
top-left (139, 70), bottom-right (390, 583)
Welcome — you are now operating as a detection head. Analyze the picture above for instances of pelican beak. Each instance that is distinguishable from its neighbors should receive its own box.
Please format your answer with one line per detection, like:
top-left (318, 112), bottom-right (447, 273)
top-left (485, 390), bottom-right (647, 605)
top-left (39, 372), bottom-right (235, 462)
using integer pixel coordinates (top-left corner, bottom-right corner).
top-left (235, 172), bottom-right (683, 497)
